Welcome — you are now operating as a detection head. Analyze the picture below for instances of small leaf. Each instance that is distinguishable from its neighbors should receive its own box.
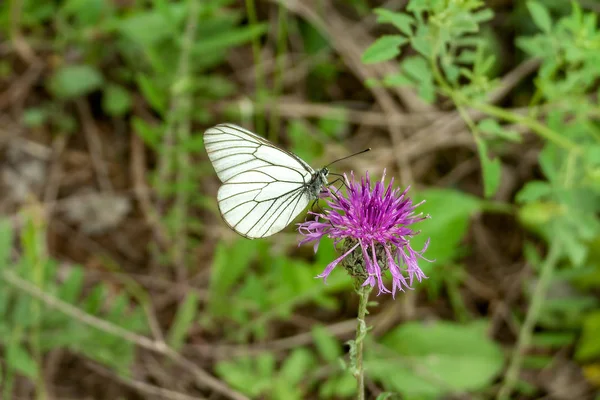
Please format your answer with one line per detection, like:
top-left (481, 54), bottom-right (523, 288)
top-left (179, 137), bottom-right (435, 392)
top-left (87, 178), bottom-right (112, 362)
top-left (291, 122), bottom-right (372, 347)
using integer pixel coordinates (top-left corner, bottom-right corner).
top-left (22, 108), bottom-right (48, 128)
top-left (383, 73), bottom-right (413, 87)
top-left (522, 355), bottom-right (554, 369)
top-left (7, 344), bottom-right (38, 379)
top-left (193, 24), bottom-right (268, 54)
top-left (515, 181), bottom-right (553, 203)
top-left (312, 325), bottom-right (342, 362)
top-left (118, 8), bottom-right (180, 46)
top-left (410, 35), bottom-right (433, 58)
top-left (48, 65), bottom-right (104, 99)
top-left (132, 117), bottom-right (161, 149)
top-left (374, 9), bottom-right (414, 35)
top-left (475, 138), bottom-right (502, 198)
top-left (527, 1), bottom-right (552, 33)
top-left (0, 219), bottom-right (13, 269)
top-left (279, 348), bottom-right (315, 385)
top-left (361, 35), bottom-right (407, 64)
top-left (401, 56), bottom-right (432, 83)
top-left (136, 73), bottom-right (167, 114)
top-left (167, 292), bottom-right (200, 351)
top-left (531, 332), bottom-right (576, 348)
top-left (58, 267), bottom-right (85, 303)
top-left (102, 84), bottom-right (132, 117)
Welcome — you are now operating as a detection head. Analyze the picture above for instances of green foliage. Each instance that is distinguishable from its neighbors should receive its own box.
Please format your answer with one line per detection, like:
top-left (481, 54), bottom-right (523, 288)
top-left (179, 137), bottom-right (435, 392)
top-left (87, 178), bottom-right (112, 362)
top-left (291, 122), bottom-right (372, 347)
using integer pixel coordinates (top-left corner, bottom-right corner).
top-left (0, 216), bottom-right (149, 396)
top-left (216, 326), bottom-right (357, 399)
top-left (526, 1), bottom-right (553, 33)
top-left (411, 189), bottom-right (481, 270)
top-left (48, 65), bottom-right (104, 99)
top-left (367, 0), bottom-right (600, 262)
top-left (216, 349), bottom-right (316, 399)
top-left (3, 0), bottom-right (600, 398)
top-left (204, 236), bottom-right (349, 340)
top-left (370, 320), bottom-right (504, 397)
top-left (102, 84), bottom-right (132, 117)
top-left (361, 35), bottom-right (408, 64)
top-left (362, 2), bottom-right (600, 396)
top-left (167, 292), bottom-right (200, 351)
top-left (576, 311), bottom-right (600, 361)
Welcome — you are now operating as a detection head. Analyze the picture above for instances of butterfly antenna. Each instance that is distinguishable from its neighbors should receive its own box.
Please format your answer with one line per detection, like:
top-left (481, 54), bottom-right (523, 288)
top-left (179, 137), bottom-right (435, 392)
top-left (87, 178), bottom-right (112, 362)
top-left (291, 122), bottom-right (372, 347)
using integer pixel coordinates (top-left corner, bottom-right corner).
top-left (325, 148), bottom-right (371, 168)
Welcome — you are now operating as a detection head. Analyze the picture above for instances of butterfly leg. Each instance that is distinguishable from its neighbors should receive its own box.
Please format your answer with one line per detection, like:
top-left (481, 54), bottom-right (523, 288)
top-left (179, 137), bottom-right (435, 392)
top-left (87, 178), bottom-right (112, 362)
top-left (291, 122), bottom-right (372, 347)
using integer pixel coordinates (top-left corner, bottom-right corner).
top-left (325, 177), bottom-right (347, 201)
top-left (310, 198), bottom-right (327, 215)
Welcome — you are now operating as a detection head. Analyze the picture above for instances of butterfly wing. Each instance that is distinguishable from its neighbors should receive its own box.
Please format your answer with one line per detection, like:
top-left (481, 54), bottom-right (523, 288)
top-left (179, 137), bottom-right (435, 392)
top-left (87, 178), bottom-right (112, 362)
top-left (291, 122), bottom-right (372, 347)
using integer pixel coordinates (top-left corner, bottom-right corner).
top-left (204, 124), bottom-right (315, 238)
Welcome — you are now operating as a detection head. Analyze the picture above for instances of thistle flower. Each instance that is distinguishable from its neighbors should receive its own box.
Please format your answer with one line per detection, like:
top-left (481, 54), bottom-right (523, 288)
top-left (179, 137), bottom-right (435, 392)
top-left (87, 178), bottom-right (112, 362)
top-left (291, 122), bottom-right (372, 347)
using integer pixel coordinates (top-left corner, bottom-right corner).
top-left (298, 171), bottom-right (431, 297)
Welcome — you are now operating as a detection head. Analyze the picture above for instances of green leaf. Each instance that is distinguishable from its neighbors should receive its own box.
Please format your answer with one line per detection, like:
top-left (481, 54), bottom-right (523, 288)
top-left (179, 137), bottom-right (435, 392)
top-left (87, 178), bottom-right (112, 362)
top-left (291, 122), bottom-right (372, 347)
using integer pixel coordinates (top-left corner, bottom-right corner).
top-left (475, 138), bottom-right (502, 198)
top-left (515, 181), bottom-right (553, 203)
top-left (527, 1), bottom-right (552, 33)
top-left (531, 332), bottom-right (575, 348)
top-left (48, 65), bottom-right (104, 99)
top-left (208, 239), bottom-right (264, 317)
top-left (371, 321), bottom-right (503, 396)
top-left (522, 355), bottom-right (554, 369)
top-left (7, 344), bottom-right (38, 379)
top-left (410, 35), bottom-right (433, 58)
top-left (410, 189), bottom-right (481, 270)
top-left (57, 267), bottom-right (85, 303)
top-left (383, 73), bottom-right (413, 87)
top-left (132, 117), bottom-right (161, 149)
top-left (102, 84), bottom-right (132, 117)
top-left (279, 348), bottom-right (315, 385)
top-left (401, 55), bottom-right (432, 83)
top-left (136, 73), bottom-right (167, 114)
top-left (319, 373), bottom-right (356, 397)
top-left (312, 325), bottom-right (342, 362)
top-left (22, 108), bottom-right (48, 128)
top-left (60, 0), bottom-right (108, 25)
top-left (374, 9), bottom-right (414, 35)
top-left (0, 219), bottom-right (12, 269)
top-left (361, 35), bottom-right (407, 64)
top-left (118, 7), bottom-right (182, 46)
top-left (215, 357), bottom-right (270, 397)
top-left (193, 24), bottom-right (268, 54)
top-left (167, 292), bottom-right (200, 351)
top-left (576, 311), bottom-right (600, 361)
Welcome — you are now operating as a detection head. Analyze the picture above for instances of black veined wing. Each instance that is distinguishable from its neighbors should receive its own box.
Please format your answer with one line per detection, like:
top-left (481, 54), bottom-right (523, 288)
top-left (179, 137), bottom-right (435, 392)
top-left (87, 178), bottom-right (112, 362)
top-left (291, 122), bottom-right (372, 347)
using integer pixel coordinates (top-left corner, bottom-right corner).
top-left (204, 123), bottom-right (329, 239)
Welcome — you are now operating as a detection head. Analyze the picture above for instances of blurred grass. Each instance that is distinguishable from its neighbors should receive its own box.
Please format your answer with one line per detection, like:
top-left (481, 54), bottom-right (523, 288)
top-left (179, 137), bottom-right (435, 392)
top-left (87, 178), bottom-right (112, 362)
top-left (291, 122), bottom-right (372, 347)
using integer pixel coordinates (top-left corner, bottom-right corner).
top-left (0, 0), bottom-right (599, 399)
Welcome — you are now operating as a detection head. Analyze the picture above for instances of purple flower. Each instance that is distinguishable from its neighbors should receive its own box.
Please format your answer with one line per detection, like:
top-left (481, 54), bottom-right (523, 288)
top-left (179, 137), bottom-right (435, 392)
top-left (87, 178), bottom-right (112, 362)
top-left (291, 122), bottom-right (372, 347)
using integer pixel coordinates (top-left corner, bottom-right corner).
top-left (298, 171), bottom-right (431, 297)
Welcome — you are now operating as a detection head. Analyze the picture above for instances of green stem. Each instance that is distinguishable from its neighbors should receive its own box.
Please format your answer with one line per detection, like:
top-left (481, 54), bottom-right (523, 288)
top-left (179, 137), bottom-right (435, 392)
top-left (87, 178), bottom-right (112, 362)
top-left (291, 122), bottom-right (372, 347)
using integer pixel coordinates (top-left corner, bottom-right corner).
top-left (496, 241), bottom-right (562, 400)
top-left (355, 284), bottom-right (372, 400)
top-left (429, 51), bottom-right (582, 155)
top-left (470, 102), bottom-right (582, 154)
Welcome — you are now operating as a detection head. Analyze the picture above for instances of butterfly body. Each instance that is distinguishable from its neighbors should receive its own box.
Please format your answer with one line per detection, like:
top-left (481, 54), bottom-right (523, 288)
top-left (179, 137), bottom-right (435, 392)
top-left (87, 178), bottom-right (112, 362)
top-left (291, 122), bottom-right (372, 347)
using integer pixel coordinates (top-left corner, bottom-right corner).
top-left (307, 167), bottom-right (329, 199)
top-left (204, 123), bottom-right (328, 239)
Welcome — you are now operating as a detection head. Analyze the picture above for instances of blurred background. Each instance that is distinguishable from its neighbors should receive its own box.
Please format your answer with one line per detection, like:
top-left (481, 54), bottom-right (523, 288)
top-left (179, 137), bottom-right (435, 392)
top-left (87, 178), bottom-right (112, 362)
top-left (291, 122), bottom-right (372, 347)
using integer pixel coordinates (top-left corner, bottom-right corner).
top-left (1, 0), bottom-right (599, 399)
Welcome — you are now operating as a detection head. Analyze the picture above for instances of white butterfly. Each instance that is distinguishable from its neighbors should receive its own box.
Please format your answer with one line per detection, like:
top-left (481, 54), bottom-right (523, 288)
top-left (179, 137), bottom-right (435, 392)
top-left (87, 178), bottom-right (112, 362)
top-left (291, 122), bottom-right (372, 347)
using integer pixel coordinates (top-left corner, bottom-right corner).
top-left (204, 123), bottom-right (330, 239)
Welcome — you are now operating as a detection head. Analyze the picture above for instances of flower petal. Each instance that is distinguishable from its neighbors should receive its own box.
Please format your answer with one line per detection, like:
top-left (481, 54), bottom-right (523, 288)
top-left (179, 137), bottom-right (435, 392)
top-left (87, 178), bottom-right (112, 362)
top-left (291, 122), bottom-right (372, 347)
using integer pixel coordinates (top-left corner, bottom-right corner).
top-left (316, 242), bottom-right (360, 284)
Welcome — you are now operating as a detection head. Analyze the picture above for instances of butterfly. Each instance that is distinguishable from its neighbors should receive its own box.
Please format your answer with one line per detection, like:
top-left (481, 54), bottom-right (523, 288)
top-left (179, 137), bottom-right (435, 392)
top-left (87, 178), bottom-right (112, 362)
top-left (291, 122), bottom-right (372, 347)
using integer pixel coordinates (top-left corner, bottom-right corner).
top-left (204, 123), bottom-right (370, 239)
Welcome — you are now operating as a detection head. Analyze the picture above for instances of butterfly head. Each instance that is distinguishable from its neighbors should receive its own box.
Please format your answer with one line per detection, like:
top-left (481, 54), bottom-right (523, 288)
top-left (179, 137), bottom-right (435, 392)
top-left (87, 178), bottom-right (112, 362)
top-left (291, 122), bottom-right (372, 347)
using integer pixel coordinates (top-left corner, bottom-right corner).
top-left (318, 167), bottom-right (329, 188)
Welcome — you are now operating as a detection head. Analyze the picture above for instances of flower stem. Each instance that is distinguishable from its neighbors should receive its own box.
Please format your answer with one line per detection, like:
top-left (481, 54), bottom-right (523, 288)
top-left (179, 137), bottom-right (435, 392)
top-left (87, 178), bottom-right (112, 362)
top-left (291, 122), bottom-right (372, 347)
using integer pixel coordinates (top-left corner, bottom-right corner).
top-left (355, 284), bottom-right (372, 400)
top-left (496, 241), bottom-right (561, 400)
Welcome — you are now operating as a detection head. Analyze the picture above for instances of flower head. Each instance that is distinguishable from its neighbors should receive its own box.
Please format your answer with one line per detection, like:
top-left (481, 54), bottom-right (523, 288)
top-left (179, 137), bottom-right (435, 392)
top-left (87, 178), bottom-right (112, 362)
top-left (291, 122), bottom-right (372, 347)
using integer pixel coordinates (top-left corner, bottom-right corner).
top-left (298, 171), bottom-right (430, 297)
